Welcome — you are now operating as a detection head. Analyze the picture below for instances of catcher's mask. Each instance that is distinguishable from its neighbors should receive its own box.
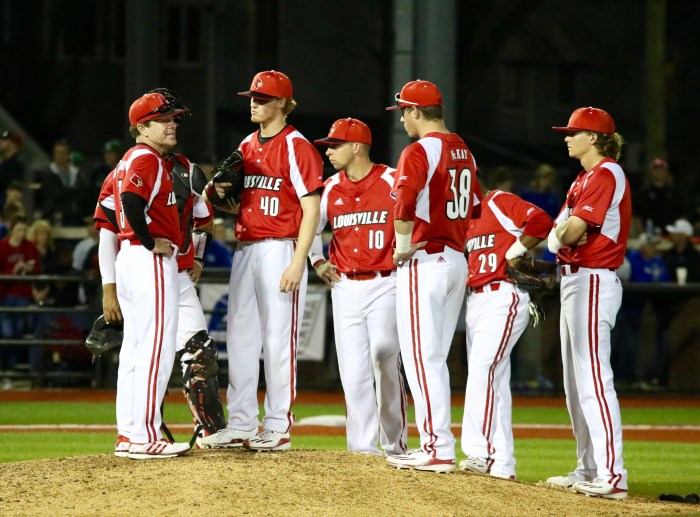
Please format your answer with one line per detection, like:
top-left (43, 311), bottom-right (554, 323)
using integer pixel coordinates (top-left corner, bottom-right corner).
top-left (129, 91), bottom-right (190, 126)
top-left (85, 315), bottom-right (124, 360)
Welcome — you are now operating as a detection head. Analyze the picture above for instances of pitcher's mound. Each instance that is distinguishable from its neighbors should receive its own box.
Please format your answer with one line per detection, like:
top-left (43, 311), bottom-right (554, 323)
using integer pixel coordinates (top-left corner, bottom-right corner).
top-left (0, 449), bottom-right (693, 516)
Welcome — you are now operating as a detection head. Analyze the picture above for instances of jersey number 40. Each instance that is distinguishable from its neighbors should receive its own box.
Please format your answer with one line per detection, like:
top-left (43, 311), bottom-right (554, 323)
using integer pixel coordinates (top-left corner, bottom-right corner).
top-left (446, 167), bottom-right (472, 220)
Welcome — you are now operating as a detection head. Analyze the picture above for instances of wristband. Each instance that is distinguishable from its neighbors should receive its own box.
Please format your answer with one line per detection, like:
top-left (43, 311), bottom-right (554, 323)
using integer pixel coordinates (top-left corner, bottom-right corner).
top-left (505, 239), bottom-right (528, 260)
top-left (547, 227), bottom-right (563, 253)
top-left (192, 230), bottom-right (212, 262)
top-left (395, 232), bottom-right (412, 254)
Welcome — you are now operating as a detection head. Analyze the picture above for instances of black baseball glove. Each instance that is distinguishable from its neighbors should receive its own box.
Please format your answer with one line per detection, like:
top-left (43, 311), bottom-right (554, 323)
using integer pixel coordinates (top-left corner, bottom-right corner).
top-left (204, 150), bottom-right (245, 209)
top-left (85, 315), bottom-right (123, 361)
top-left (505, 257), bottom-right (557, 293)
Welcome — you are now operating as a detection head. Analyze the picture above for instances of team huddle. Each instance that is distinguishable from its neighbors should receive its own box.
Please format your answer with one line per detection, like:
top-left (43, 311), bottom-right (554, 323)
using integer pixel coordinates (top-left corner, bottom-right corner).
top-left (94, 70), bottom-right (630, 501)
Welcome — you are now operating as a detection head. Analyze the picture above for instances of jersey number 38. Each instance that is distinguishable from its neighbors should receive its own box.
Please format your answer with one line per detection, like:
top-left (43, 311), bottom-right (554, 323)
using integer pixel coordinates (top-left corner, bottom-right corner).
top-left (446, 167), bottom-right (472, 220)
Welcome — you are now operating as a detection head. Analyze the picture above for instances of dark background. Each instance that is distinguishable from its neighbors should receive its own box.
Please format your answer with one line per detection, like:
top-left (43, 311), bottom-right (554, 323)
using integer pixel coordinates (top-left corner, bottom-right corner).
top-left (1, 0), bottom-right (698, 192)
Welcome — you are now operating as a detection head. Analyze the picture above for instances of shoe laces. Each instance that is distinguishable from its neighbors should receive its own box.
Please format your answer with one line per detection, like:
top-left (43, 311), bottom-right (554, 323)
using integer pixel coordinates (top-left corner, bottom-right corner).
top-left (257, 429), bottom-right (275, 440)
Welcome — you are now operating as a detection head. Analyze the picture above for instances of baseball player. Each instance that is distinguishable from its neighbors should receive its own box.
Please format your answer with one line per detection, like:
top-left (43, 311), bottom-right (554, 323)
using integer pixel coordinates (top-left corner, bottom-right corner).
top-left (105, 92), bottom-right (193, 459)
top-left (546, 107), bottom-right (631, 499)
top-left (201, 70), bottom-right (323, 451)
top-left (97, 94), bottom-right (226, 456)
top-left (309, 118), bottom-right (408, 456)
top-left (459, 185), bottom-right (553, 480)
top-left (385, 80), bottom-right (481, 473)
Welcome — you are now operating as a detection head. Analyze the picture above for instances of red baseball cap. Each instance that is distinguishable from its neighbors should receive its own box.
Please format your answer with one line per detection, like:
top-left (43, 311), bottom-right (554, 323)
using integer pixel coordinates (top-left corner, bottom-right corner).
top-left (552, 107), bottom-right (616, 134)
top-left (386, 80), bottom-right (442, 111)
top-left (238, 70), bottom-right (293, 99)
top-left (314, 118), bottom-right (372, 146)
top-left (128, 93), bottom-right (190, 126)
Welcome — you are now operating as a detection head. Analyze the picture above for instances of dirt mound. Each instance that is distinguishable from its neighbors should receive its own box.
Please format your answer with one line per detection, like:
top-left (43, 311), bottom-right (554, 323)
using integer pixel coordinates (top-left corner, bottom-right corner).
top-left (0, 450), bottom-right (694, 517)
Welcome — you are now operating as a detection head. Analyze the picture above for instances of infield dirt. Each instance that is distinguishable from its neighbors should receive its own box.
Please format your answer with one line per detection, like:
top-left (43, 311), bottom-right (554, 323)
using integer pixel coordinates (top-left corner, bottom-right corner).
top-left (0, 449), bottom-right (696, 517)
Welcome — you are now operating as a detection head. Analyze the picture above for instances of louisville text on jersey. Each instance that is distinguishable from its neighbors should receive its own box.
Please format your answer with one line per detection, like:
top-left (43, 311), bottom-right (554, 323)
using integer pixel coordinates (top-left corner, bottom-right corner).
top-left (332, 210), bottom-right (389, 230)
top-left (244, 175), bottom-right (283, 191)
top-left (466, 234), bottom-right (495, 252)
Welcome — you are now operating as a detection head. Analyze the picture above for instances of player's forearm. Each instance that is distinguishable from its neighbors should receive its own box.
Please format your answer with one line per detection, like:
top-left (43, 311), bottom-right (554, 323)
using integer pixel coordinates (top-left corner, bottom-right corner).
top-left (556, 216), bottom-right (587, 246)
top-left (98, 229), bottom-right (119, 284)
top-left (293, 195), bottom-right (321, 266)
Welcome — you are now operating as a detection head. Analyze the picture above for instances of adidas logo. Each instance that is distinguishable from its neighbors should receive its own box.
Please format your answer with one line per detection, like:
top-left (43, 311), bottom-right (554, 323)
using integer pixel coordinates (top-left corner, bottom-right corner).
top-left (437, 257), bottom-right (446, 263)
top-left (334, 198), bottom-right (344, 205)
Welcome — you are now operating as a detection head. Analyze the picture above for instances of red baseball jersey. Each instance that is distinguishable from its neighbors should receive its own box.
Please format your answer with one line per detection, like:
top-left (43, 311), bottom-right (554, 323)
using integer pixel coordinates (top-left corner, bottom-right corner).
top-left (555, 158), bottom-right (631, 269)
top-left (112, 145), bottom-right (181, 248)
top-left (236, 125), bottom-right (324, 241)
top-left (320, 164), bottom-right (396, 274)
top-left (94, 171), bottom-right (116, 232)
top-left (467, 190), bottom-right (553, 287)
top-left (98, 153), bottom-right (212, 271)
top-left (392, 132), bottom-right (481, 252)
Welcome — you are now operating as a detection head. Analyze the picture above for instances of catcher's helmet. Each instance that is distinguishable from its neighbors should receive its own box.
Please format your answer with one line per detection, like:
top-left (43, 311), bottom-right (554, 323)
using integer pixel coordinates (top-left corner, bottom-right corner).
top-left (129, 92), bottom-right (190, 126)
top-left (85, 315), bottom-right (124, 359)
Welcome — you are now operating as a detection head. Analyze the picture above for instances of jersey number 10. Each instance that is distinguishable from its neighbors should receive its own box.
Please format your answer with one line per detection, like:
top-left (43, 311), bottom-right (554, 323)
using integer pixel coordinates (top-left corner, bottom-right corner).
top-left (446, 167), bottom-right (472, 220)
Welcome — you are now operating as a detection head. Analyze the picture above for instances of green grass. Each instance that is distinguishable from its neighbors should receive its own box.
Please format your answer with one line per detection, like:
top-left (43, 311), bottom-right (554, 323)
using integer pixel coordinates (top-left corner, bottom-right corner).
top-left (0, 431), bottom-right (696, 500)
top-left (1, 401), bottom-right (699, 426)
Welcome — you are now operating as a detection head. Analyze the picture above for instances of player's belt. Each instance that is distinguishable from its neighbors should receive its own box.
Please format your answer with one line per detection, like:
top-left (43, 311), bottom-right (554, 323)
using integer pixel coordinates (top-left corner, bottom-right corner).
top-left (560, 265), bottom-right (616, 276)
top-left (470, 281), bottom-right (501, 294)
top-left (342, 270), bottom-right (394, 281)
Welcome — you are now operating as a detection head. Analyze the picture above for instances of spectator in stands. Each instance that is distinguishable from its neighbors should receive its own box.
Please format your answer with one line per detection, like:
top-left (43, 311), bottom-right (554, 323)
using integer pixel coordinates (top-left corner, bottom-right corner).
top-left (663, 219), bottom-right (700, 282)
top-left (0, 216), bottom-right (41, 382)
top-left (520, 163), bottom-right (562, 220)
top-left (4, 180), bottom-right (24, 206)
top-left (633, 158), bottom-right (685, 236)
top-left (87, 139), bottom-right (122, 212)
top-left (72, 217), bottom-right (100, 305)
top-left (612, 233), bottom-right (670, 388)
top-left (0, 199), bottom-right (27, 240)
top-left (0, 130), bottom-right (25, 208)
top-left (35, 139), bottom-right (89, 226)
top-left (204, 218), bottom-right (234, 268)
top-left (27, 219), bottom-right (57, 278)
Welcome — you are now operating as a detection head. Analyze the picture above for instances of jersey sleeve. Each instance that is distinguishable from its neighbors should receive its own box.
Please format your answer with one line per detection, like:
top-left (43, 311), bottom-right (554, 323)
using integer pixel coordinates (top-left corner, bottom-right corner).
top-left (572, 170), bottom-right (616, 226)
top-left (120, 153), bottom-right (160, 202)
top-left (392, 143), bottom-right (429, 197)
top-left (290, 138), bottom-right (324, 198)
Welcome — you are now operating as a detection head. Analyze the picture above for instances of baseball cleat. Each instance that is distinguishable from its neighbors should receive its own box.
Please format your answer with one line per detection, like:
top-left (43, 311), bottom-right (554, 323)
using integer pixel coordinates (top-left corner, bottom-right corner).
top-left (572, 478), bottom-right (628, 500)
top-left (114, 434), bottom-right (131, 458)
top-left (386, 449), bottom-right (456, 473)
top-left (243, 429), bottom-right (291, 451)
top-left (489, 470), bottom-right (516, 481)
top-left (199, 427), bottom-right (257, 448)
top-left (458, 456), bottom-right (491, 474)
top-left (545, 473), bottom-right (590, 489)
top-left (127, 439), bottom-right (190, 460)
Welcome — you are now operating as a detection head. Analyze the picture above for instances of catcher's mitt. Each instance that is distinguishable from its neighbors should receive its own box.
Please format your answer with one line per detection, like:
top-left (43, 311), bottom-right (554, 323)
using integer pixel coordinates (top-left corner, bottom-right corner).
top-left (204, 150), bottom-right (245, 208)
top-left (85, 315), bottom-right (123, 361)
top-left (505, 257), bottom-right (557, 293)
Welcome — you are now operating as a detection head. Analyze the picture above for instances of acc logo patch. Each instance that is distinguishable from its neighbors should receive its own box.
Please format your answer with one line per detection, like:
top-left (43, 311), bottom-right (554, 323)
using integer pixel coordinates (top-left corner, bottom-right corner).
top-left (130, 175), bottom-right (144, 188)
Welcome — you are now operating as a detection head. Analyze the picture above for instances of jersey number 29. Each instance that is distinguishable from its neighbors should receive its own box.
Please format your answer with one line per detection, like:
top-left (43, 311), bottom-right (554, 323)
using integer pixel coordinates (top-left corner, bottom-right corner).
top-left (446, 167), bottom-right (472, 220)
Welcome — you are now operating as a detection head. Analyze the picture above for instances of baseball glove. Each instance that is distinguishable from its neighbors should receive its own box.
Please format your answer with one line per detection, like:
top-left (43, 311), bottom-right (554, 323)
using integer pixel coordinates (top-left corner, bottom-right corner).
top-left (204, 150), bottom-right (245, 208)
top-left (505, 257), bottom-right (557, 293)
top-left (85, 315), bottom-right (123, 361)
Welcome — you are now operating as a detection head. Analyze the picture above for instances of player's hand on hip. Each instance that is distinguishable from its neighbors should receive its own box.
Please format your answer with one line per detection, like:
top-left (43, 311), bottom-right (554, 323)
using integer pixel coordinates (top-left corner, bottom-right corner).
top-left (280, 261), bottom-right (305, 293)
top-left (314, 260), bottom-right (340, 287)
top-left (393, 241), bottom-right (427, 267)
top-left (189, 261), bottom-right (203, 285)
top-left (152, 238), bottom-right (176, 258)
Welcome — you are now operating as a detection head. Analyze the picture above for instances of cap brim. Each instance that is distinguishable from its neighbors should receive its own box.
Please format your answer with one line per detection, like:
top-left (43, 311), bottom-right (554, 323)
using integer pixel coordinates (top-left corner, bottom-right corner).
top-left (313, 138), bottom-right (349, 146)
top-left (237, 91), bottom-right (279, 100)
top-left (552, 126), bottom-right (581, 132)
top-left (148, 108), bottom-right (190, 122)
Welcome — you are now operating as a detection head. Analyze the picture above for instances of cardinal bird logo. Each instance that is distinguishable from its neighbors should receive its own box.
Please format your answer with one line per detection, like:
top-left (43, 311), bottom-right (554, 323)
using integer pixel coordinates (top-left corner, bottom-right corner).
top-left (256, 78), bottom-right (263, 89)
top-left (130, 175), bottom-right (143, 188)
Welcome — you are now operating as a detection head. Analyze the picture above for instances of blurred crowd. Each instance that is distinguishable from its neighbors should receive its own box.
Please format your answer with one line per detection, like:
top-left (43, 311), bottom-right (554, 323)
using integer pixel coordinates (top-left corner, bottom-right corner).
top-left (1, 126), bottom-right (699, 390)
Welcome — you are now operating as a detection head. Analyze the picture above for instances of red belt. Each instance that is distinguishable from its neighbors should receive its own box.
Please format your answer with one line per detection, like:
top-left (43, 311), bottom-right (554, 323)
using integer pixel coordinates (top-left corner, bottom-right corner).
top-left (470, 281), bottom-right (501, 294)
top-left (560, 265), bottom-right (615, 276)
top-left (343, 270), bottom-right (393, 281)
